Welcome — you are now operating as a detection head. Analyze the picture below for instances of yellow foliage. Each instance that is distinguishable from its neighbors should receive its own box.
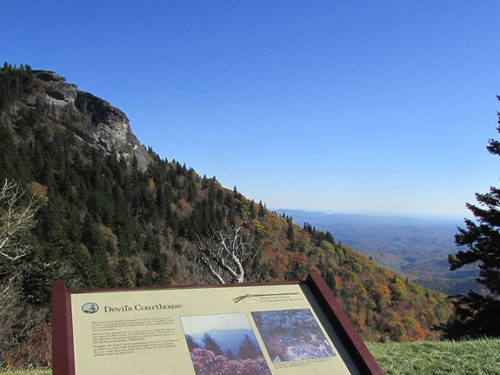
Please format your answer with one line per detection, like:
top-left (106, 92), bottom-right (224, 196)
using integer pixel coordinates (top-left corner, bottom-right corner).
top-left (99, 225), bottom-right (118, 249)
top-left (391, 278), bottom-right (408, 300)
top-left (265, 214), bottom-right (282, 231)
top-left (320, 240), bottom-right (335, 253)
top-left (371, 283), bottom-right (391, 302)
top-left (26, 181), bottom-right (48, 204)
top-left (147, 178), bottom-right (157, 200)
top-left (147, 177), bottom-right (156, 191)
top-left (252, 219), bottom-right (265, 233)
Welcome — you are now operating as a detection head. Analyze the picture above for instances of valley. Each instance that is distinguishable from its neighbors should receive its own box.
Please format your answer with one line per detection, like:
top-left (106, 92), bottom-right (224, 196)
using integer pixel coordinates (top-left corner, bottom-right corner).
top-left (276, 209), bottom-right (480, 295)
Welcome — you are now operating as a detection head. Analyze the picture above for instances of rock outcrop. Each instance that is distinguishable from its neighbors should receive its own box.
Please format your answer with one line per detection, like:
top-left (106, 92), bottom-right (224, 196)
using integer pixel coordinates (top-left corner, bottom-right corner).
top-left (6, 69), bottom-right (152, 171)
top-left (71, 90), bottom-right (151, 170)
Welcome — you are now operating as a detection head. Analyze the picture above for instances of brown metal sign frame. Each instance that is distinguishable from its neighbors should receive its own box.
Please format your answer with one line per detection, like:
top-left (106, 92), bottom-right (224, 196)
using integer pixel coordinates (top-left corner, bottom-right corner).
top-left (52, 272), bottom-right (383, 375)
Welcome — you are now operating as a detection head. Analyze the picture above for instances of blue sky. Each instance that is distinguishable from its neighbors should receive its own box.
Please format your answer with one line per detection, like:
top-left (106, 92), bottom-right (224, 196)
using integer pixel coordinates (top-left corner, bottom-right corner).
top-left (3, 1), bottom-right (499, 217)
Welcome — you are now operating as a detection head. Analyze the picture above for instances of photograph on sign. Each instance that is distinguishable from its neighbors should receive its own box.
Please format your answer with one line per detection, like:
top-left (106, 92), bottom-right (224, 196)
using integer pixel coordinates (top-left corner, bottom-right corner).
top-left (181, 313), bottom-right (271, 375)
top-left (252, 309), bottom-right (335, 363)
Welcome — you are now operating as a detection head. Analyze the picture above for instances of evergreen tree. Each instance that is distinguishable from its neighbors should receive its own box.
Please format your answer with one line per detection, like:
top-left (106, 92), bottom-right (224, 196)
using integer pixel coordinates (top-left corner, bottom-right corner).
top-left (225, 349), bottom-right (236, 360)
top-left (185, 334), bottom-right (200, 352)
top-left (202, 333), bottom-right (223, 356)
top-left (116, 258), bottom-right (134, 287)
top-left (286, 220), bottom-right (296, 251)
top-left (325, 230), bottom-right (335, 244)
top-left (444, 101), bottom-right (500, 338)
top-left (249, 199), bottom-right (256, 219)
top-left (258, 201), bottom-right (265, 219)
top-left (238, 334), bottom-right (260, 359)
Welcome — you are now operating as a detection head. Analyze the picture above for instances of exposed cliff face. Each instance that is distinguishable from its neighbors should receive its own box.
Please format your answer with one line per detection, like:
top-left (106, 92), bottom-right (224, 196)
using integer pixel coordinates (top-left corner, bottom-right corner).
top-left (3, 69), bottom-right (151, 171)
top-left (73, 90), bottom-right (149, 169)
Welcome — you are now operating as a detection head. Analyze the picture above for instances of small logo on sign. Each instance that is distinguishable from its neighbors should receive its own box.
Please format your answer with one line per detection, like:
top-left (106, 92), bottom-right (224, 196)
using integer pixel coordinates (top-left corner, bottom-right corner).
top-left (82, 302), bottom-right (99, 314)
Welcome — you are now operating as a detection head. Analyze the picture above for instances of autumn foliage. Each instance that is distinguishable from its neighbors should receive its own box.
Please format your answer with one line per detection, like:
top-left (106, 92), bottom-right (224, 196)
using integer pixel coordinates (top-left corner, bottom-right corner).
top-left (250, 214), bottom-right (451, 341)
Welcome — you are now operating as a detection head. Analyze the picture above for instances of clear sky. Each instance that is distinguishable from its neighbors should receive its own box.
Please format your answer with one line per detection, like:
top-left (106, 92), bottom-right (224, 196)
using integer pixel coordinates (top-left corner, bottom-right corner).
top-left (2, 1), bottom-right (499, 218)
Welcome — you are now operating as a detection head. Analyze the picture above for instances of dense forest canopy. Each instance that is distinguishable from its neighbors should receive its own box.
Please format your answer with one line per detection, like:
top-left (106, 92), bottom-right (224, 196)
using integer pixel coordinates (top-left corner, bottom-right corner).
top-left (0, 64), bottom-right (452, 367)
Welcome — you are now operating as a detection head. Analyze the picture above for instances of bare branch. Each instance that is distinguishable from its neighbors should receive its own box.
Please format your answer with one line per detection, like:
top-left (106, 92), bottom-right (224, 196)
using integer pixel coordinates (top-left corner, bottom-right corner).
top-left (0, 273), bottom-right (21, 315)
top-left (0, 179), bottom-right (41, 314)
top-left (196, 224), bottom-right (260, 284)
top-left (0, 179), bottom-right (40, 261)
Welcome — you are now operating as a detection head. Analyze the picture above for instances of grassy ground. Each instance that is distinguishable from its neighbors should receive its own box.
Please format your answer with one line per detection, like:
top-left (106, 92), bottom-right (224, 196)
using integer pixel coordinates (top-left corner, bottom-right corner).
top-left (2, 339), bottom-right (500, 374)
top-left (0, 371), bottom-right (50, 375)
top-left (367, 338), bottom-right (500, 375)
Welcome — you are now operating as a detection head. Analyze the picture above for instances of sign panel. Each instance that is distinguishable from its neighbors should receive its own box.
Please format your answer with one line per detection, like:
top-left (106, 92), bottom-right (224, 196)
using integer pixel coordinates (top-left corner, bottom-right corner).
top-left (52, 273), bottom-right (384, 375)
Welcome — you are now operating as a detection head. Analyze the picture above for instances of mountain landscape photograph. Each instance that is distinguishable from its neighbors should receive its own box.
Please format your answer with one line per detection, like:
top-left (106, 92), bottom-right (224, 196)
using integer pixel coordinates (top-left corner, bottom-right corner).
top-left (1, 1), bottom-right (500, 374)
top-left (182, 313), bottom-right (270, 375)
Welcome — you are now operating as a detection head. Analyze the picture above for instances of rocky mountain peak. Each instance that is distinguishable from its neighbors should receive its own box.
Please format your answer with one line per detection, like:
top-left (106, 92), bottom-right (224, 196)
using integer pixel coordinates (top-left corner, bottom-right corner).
top-left (69, 89), bottom-right (151, 171)
top-left (2, 67), bottom-right (152, 171)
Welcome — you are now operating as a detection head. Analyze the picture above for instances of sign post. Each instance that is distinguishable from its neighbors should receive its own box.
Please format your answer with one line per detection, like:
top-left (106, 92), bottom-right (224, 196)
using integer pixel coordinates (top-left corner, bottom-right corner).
top-left (52, 272), bottom-right (383, 374)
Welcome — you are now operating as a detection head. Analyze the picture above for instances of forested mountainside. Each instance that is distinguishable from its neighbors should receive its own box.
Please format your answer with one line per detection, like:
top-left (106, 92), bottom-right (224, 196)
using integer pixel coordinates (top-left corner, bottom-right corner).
top-left (0, 65), bottom-right (452, 363)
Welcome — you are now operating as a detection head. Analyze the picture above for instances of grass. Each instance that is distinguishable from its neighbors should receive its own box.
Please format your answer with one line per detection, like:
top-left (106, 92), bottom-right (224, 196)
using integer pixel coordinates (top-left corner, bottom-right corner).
top-left (0, 371), bottom-right (51, 375)
top-left (367, 338), bottom-right (500, 375)
top-left (2, 339), bottom-right (499, 374)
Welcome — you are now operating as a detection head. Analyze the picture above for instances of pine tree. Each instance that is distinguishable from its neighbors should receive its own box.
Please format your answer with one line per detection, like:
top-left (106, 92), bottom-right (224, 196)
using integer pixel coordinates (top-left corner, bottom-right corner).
top-left (202, 333), bottom-right (223, 356)
top-left (225, 349), bottom-right (236, 360)
top-left (258, 201), bottom-right (265, 218)
top-left (444, 99), bottom-right (500, 338)
top-left (249, 199), bottom-right (256, 219)
top-left (238, 334), bottom-right (260, 359)
top-left (185, 335), bottom-right (200, 352)
top-left (286, 220), bottom-right (296, 251)
top-left (116, 258), bottom-right (134, 287)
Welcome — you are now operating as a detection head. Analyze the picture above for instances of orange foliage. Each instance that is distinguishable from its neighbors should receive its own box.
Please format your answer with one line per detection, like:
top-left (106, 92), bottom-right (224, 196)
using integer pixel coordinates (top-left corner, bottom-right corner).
top-left (334, 276), bottom-right (342, 290)
top-left (358, 310), bottom-right (367, 327)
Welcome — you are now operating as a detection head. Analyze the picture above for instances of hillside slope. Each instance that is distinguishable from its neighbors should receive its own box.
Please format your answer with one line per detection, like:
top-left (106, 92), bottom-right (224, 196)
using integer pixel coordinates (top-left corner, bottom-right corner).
top-left (0, 65), bottom-right (452, 362)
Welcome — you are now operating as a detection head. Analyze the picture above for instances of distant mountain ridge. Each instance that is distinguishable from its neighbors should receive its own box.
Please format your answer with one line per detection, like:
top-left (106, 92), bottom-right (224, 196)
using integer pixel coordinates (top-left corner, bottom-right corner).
top-left (276, 209), bottom-right (479, 295)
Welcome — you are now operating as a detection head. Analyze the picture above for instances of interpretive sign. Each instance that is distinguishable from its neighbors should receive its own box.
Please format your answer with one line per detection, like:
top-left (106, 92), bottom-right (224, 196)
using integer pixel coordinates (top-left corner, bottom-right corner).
top-left (52, 272), bottom-right (383, 374)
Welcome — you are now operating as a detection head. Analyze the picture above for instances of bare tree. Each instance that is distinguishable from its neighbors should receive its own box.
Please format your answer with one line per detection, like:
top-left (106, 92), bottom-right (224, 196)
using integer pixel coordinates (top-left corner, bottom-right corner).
top-left (0, 274), bottom-right (20, 318)
top-left (197, 225), bottom-right (260, 284)
top-left (0, 179), bottom-right (48, 365)
top-left (0, 179), bottom-right (40, 313)
top-left (0, 179), bottom-right (39, 261)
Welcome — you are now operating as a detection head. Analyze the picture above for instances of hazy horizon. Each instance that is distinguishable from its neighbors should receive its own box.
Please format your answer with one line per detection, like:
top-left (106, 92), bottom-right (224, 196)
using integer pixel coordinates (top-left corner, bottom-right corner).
top-left (274, 207), bottom-right (465, 222)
